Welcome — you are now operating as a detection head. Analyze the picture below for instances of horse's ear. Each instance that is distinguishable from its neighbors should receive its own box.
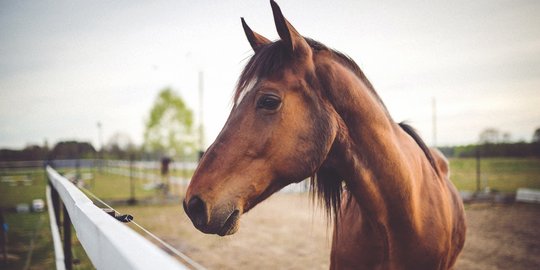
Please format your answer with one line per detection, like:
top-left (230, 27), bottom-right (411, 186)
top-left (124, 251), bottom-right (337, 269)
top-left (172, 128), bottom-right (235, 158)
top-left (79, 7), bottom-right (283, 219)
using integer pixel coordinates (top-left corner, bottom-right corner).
top-left (241, 18), bottom-right (271, 53)
top-left (270, 0), bottom-right (310, 55)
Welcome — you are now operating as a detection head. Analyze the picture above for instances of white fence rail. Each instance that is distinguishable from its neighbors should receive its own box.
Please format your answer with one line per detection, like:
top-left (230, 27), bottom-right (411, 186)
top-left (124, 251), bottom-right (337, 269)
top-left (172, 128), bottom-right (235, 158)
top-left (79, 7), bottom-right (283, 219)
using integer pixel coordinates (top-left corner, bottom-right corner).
top-left (45, 185), bottom-right (66, 270)
top-left (46, 166), bottom-right (187, 270)
top-left (516, 188), bottom-right (540, 203)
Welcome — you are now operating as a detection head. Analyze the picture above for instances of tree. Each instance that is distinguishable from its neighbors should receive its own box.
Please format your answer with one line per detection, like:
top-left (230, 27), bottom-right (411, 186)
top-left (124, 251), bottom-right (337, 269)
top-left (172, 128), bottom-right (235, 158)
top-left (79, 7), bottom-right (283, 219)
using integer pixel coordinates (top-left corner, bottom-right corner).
top-left (105, 132), bottom-right (136, 159)
top-left (501, 132), bottom-right (512, 143)
top-left (533, 127), bottom-right (540, 143)
top-left (143, 88), bottom-right (195, 158)
top-left (479, 128), bottom-right (500, 144)
top-left (50, 141), bottom-right (96, 159)
top-left (0, 145), bottom-right (47, 161)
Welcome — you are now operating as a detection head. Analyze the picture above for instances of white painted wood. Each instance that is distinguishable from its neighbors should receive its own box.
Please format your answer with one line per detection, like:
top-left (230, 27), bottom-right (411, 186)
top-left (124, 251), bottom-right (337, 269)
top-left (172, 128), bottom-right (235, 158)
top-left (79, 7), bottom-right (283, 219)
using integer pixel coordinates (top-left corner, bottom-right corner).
top-left (47, 166), bottom-right (187, 270)
top-left (46, 185), bottom-right (66, 270)
top-left (516, 188), bottom-right (540, 203)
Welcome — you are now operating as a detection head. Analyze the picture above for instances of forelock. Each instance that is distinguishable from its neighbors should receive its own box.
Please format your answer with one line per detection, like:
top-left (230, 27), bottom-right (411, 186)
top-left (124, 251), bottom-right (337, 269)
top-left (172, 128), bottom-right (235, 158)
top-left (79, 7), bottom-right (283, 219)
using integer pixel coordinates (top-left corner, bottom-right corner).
top-left (234, 40), bottom-right (292, 106)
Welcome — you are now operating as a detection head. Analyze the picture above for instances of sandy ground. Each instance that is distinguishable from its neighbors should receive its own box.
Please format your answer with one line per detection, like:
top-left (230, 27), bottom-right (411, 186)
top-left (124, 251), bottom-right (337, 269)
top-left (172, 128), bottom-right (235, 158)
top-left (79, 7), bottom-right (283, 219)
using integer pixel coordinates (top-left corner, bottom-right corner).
top-left (455, 203), bottom-right (540, 270)
top-left (120, 193), bottom-right (540, 270)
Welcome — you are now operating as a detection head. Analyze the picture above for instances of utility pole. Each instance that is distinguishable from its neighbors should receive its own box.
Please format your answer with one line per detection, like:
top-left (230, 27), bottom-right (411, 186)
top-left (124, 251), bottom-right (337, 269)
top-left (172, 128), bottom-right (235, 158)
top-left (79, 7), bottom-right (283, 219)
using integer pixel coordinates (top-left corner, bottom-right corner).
top-left (97, 122), bottom-right (103, 152)
top-left (97, 122), bottom-right (103, 173)
top-left (128, 154), bottom-right (136, 205)
top-left (476, 146), bottom-right (481, 193)
top-left (432, 97), bottom-right (437, 148)
top-left (198, 70), bottom-right (205, 160)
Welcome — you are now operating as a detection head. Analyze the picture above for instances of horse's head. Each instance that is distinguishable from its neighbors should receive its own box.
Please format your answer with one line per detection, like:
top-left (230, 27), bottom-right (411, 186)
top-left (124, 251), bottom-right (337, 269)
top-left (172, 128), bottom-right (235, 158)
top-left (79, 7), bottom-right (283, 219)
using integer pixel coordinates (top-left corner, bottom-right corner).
top-left (184, 0), bottom-right (339, 236)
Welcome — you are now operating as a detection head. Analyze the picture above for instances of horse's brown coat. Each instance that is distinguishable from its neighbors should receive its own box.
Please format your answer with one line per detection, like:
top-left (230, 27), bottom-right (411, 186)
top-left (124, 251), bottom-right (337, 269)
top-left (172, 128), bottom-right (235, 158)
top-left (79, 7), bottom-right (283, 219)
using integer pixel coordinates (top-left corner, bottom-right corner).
top-left (184, 1), bottom-right (466, 269)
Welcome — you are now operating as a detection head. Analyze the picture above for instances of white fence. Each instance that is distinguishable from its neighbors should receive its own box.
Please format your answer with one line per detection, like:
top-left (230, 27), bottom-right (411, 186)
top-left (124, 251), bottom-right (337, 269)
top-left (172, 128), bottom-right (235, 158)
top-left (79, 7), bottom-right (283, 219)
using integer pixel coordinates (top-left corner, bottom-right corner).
top-left (45, 185), bottom-right (66, 270)
top-left (46, 166), bottom-right (188, 270)
top-left (1, 158), bottom-right (310, 194)
top-left (102, 159), bottom-right (309, 193)
top-left (516, 188), bottom-right (540, 203)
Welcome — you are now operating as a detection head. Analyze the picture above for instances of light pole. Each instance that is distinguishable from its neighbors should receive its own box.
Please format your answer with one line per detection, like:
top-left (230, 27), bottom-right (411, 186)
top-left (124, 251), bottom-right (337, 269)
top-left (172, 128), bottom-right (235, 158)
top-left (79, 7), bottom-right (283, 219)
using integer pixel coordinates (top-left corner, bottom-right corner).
top-left (432, 97), bottom-right (437, 148)
top-left (97, 122), bottom-right (103, 173)
top-left (198, 70), bottom-right (205, 160)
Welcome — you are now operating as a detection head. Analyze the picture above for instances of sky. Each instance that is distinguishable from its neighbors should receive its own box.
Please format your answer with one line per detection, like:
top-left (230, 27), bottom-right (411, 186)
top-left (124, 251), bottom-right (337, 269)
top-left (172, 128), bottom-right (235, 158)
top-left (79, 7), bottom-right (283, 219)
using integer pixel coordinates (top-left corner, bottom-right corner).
top-left (1, 0), bottom-right (539, 150)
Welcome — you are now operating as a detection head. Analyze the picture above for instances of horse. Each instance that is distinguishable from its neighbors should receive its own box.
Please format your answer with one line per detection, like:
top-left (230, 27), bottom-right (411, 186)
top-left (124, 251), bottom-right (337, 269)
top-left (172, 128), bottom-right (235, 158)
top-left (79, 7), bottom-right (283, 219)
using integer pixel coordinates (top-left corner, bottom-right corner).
top-left (183, 1), bottom-right (466, 269)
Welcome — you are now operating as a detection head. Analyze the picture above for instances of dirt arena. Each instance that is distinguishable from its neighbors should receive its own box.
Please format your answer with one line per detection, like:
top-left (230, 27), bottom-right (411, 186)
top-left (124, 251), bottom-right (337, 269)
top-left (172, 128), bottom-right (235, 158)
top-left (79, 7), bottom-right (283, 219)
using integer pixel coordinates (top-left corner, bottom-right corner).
top-left (121, 193), bottom-right (540, 270)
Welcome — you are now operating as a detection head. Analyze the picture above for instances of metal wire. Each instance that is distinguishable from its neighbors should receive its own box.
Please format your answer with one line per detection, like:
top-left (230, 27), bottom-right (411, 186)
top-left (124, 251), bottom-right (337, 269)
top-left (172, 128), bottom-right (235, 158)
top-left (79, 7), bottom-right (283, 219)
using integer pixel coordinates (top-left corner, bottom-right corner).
top-left (79, 186), bottom-right (206, 270)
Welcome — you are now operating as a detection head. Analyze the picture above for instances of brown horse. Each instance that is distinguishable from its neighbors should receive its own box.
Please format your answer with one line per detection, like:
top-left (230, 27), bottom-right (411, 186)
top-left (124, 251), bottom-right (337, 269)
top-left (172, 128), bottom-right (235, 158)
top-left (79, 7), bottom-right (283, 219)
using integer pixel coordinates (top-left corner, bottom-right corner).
top-left (184, 1), bottom-right (466, 269)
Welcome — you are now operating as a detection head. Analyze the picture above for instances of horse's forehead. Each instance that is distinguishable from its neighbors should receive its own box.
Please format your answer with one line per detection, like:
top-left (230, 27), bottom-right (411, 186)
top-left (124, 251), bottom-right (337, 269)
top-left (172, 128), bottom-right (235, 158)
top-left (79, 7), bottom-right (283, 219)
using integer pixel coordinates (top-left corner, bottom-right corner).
top-left (262, 69), bottom-right (306, 88)
top-left (235, 65), bottom-right (311, 107)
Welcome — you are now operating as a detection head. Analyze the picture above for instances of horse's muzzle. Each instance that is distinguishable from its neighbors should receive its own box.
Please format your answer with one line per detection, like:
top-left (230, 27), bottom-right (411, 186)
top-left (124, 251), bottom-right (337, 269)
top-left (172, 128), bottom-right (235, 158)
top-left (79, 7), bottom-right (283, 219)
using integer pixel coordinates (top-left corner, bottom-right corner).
top-left (183, 196), bottom-right (241, 236)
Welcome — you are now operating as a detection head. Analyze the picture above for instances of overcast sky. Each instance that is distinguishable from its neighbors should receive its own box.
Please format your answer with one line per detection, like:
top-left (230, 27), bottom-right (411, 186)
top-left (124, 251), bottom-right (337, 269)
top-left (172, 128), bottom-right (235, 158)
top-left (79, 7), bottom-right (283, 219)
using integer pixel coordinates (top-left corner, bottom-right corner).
top-left (1, 0), bottom-right (539, 150)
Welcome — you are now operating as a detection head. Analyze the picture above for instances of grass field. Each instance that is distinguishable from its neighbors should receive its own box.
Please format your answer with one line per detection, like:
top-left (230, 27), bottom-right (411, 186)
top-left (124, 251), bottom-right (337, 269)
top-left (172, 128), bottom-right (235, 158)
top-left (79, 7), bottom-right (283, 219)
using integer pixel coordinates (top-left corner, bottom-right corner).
top-left (0, 170), bottom-right (54, 269)
top-left (0, 158), bottom-right (539, 269)
top-left (89, 171), bottom-right (160, 200)
top-left (449, 158), bottom-right (540, 192)
top-left (0, 169), bottom-right (94, 270)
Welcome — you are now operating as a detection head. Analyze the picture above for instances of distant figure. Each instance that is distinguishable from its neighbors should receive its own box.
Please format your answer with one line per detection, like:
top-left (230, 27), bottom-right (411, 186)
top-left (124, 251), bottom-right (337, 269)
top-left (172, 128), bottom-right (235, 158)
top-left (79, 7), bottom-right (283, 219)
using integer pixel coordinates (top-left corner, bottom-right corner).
top-left (160, 157), bottom-right (172, 196)
top-left (161, 157), bottom-right (172, 176)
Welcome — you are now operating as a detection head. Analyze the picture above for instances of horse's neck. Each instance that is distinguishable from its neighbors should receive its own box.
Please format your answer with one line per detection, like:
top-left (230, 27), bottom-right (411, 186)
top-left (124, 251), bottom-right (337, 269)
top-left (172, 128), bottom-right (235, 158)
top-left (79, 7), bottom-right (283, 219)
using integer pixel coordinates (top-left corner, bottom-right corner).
top-left (320, 60), bottom-right (435, 230)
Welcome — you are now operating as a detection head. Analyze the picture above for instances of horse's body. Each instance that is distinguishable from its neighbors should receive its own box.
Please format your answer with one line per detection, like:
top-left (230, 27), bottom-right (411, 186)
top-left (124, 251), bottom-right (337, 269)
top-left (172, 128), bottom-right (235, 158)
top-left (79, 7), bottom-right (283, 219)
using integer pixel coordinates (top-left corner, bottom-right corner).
top-left (184, 1), bottom-right (466, 269)
top-left (331, 144), bottom-right (465, 269)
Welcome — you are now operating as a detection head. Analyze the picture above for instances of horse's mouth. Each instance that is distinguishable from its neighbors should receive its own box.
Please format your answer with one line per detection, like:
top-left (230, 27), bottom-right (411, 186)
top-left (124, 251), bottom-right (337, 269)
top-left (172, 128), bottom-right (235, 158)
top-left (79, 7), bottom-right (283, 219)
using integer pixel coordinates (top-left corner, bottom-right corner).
top-left (218, 209), bottom-right (240, 236)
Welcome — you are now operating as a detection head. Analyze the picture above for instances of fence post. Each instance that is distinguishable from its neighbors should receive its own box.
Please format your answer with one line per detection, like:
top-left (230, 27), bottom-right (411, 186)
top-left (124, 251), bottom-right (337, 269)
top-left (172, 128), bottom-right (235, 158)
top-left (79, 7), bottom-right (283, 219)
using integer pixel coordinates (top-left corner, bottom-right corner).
top-left (76, 159), bottom-right (81, 182)
top-left (476, 146), bottom-right (481, 193)
top-left (1, 209), bottom-right (7, 263)
top-left (62, 204), bottom-right (73, 270)
top-left (128, 155), bottom-right (137, 205)
top-left (92, 158), bottom-right (96, 189)
top-left (51, 183), bottom-right (61, 230)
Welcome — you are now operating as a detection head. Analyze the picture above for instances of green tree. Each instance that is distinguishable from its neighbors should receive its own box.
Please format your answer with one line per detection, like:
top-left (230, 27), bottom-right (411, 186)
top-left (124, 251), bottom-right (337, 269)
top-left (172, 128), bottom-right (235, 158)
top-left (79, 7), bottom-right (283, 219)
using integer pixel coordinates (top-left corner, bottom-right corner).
top-left (105, 132), bottom-right (136, 159)
top-left (479, 128), bottom-right (501, 144)
top-left (533, 127), bottom-right (540, 143)
top-left (50, 141), bottom-right (96, 159)
top-left (143, 88), bottom-right (195, 158)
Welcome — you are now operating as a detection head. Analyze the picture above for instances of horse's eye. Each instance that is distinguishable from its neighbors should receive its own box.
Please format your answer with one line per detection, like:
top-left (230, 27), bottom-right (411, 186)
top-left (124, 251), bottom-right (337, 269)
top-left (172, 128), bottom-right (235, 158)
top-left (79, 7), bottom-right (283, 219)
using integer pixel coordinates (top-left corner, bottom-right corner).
top-left (257, 95), bottom-right (281, 110)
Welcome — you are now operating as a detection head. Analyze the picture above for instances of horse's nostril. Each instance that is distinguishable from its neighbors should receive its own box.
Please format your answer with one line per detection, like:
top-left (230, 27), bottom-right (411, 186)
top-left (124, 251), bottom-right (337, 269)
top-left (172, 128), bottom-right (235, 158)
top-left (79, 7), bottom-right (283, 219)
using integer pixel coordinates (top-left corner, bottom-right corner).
top-left (186, 196), bottom-right (208, 228)
top-left (182, 199), bottom-right (188, 214)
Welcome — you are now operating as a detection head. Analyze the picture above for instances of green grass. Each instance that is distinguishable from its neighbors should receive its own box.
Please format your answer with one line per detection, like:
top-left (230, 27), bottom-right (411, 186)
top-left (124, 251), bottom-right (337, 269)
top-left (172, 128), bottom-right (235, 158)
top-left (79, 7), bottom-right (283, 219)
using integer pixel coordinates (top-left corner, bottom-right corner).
top-left (0, 170), bottom-right (47, 207)
top-left (1, 169), bottom-right (51, 269)
top-left (449, 158), bottom-right (540, 192)
top-left (129, 167), bottom-right (194, 178)
top-left (89, 172), bottom-right (159, 200)
top-left (0, 168), bottom-right (93, 269)
top-left (85, 168), bottom-right (192, 200)
top-left (0, 212), bottom-right (53, 269)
